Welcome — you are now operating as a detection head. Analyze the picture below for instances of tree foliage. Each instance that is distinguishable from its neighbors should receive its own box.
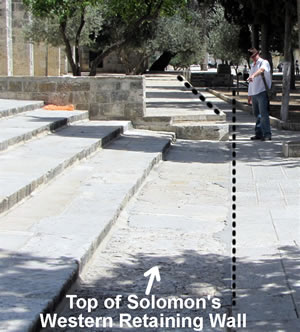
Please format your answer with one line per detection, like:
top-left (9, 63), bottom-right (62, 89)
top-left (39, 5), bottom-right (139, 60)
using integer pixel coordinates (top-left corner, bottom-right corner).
top-left (24, 5), bottom-right (105, 48)
top-left (23, 0), bottom-right (188, 75)
top-left (208, 5), bottom-right (243, 65)
top-left (153, 10), bottom-right (206, 68)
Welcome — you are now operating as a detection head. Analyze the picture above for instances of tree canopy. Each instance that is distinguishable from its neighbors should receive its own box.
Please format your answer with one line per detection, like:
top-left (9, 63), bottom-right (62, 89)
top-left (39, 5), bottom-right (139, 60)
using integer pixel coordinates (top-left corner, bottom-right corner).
top-left (23, 0), bottom-right (188, 75)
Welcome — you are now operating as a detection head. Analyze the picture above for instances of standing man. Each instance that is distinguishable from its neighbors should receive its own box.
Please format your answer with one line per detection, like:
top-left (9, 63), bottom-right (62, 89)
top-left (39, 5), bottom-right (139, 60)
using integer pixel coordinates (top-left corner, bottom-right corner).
top-left (247, 48), bottom-right (272, 141)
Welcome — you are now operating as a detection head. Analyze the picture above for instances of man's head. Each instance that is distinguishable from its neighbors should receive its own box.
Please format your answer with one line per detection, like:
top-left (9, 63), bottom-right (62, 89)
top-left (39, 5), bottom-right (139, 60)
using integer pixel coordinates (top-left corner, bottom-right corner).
top-left (248, 48), bottom-right (260, 61)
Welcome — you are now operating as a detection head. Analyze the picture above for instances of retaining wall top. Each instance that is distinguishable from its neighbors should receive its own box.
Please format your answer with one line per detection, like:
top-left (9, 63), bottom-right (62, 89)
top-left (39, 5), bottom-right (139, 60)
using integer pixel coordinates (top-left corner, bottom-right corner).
top-left (0, 75), bottom-right (146, 123)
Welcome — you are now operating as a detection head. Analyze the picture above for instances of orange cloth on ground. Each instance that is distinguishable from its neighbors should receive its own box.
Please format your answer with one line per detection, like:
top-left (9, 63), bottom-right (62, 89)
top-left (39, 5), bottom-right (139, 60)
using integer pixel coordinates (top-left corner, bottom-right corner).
top-left (43, 104), bottom-right (75, 111)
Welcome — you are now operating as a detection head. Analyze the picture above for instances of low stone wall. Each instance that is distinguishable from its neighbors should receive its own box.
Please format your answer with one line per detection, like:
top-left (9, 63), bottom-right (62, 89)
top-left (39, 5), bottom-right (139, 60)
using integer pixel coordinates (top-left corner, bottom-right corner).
top-left (283, 141), bottom-right (300, 157)
top-left (0, 76), bottom-right (145, 123)
top-left (182, 69), bottom-right (233, 87)
top-left (190, 72), bottom-right (233, 87)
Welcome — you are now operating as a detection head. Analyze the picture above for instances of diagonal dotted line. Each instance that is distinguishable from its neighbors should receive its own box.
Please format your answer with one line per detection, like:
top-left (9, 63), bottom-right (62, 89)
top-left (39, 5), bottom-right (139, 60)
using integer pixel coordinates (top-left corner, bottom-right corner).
top-left (178, 74), bottom-right (238, 307)
top-left (232, 90), bottom-right (237, 307)
top-left (177, 75), bottom-right (221, 115)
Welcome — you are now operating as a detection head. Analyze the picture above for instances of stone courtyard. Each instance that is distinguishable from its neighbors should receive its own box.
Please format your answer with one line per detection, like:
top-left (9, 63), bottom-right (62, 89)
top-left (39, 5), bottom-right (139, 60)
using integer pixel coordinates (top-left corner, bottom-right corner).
top-left (0, 73), bottom-right (299, 332)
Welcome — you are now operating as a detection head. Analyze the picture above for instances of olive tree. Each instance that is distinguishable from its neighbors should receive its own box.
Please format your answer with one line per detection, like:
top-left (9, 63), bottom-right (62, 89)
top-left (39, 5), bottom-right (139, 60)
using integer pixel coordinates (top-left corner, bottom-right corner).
top-left (23, 0), bottom-right (187, 76)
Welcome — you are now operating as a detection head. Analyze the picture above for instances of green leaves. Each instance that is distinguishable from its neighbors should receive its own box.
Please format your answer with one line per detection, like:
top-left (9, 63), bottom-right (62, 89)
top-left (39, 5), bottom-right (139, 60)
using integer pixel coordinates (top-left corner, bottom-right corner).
top-left (23, 0), bottom-right (189, 74)
top-left (105, 0), bottom-right (187, 23)
top-left (23, 0), bottom-right (103, 20)
top-left (208, 5), bottom-right (242, 64)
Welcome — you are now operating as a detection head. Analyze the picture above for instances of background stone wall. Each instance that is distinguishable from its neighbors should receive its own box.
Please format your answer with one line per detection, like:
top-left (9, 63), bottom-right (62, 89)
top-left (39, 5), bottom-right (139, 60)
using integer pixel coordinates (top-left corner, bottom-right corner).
top-left (0, 0), bottom-right (66, 76)
top-left (0, 76), bottom-right (146, 123)
top-left (184, 71), bottom-right (233, 87)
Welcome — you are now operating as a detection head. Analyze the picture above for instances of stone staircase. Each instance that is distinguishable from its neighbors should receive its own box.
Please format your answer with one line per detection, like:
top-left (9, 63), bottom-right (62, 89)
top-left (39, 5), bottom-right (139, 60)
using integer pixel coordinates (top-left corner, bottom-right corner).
top-left (0, 99), bottom-right (174, 332)
top-left (137, 74), bottom-right (229, 140)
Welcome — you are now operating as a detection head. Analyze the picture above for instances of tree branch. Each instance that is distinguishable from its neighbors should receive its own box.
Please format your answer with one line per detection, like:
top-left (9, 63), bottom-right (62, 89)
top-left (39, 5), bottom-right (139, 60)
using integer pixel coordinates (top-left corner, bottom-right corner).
top-left (74, 9), bottom-right (85, 73)
top-left (59, 20), bottom-right (78, 75)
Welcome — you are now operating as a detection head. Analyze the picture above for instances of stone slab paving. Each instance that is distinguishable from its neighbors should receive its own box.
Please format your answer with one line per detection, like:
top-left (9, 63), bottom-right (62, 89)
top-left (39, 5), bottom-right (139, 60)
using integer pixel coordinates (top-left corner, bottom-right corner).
top-left (142, 77), bottom-right (229, 140)
top-left (48, 139), bottom-right (231, 332)
top-left (0, 109), bottom-right (89, 151)
top-left (215, 93), bottom-right (300, 331)
top-left (0, 120), bottom-right (131, 214)
top-left (0, 129), bottom-right (173, 332)
top-left (51, 91), bottom-right (299, 331)
top-left (0, 99), bottom-right (44, 118)
top-left (0, 85), bottom-right (299, 332)
top-left (145, 75), bottom-right (226, 121)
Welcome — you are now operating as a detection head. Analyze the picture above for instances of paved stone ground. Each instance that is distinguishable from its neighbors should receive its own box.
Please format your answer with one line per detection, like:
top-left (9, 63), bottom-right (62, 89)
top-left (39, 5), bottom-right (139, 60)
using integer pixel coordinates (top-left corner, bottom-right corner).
top-left (230, 113), bottom-right (300, 331)
top-left (44, 90), bottom-right (300, 332)
top-left (202, 90), bottom-right (300, 331)
top-left (2, 76), bottom-right (298, 331)
top-left (45, 140), bottom-right (231, 332)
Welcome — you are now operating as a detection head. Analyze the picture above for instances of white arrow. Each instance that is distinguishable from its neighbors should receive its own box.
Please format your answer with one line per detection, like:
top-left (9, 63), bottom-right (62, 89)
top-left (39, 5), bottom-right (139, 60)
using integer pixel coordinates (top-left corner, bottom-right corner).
top-left (144, 266), bottom-right (161, 295)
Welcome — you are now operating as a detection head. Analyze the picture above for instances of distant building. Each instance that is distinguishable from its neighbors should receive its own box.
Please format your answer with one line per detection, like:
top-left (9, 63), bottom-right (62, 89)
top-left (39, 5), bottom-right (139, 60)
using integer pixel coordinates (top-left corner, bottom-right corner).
top-left (0, 1), bottom-right (137, 76)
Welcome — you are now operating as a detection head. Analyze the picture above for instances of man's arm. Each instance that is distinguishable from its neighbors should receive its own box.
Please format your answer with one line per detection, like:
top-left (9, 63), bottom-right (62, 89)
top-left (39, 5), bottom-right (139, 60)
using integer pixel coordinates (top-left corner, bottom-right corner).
top-left (247, 67), bottom-right (265, 82)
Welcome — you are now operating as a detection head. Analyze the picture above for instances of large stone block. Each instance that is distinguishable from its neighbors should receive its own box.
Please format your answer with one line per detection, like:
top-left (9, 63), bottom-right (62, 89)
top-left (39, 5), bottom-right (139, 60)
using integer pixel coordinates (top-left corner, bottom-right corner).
top-left (70, 91), bottom-right (90, 104)
top-left (111, 90), bottom-right (130, 102)
top-left (30, 92), bottom-right (51, 103)
top-left (23, 81), bottom-right (38, 92)
top-left (39, 82), bottom-right (57, 93)
top-left (130, 80), bottom-right (143, 90)
top-left (282, 141), bottom-right (300, 157)
top-left (108, 103), bottom-right (125, 117)
top-left (56, 82), bottom-right (74, 93)
top-left (95, 79), bottom-right (122, 91)
top-left (0, 80), bottom-right (8, 91)
top-left (124, 103), bottom-right (144, 119)
top-left (8, 80), bottom-right (22, 91)
top-left (75, 103), bottom-right (89, 110)
top-left (89, 103), bottom-right (101, 119)
top-left (71, 81), bottom-right (90, 91)
top-left (95, 92), bottom-right (111, 104)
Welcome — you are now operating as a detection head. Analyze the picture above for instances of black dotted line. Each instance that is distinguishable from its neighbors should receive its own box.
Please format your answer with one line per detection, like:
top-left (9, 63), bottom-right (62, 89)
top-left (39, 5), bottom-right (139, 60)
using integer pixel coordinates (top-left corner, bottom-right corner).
top-left (232, 90), bottom-right (236, 307)
top-left (179, 74), bottom-right (237, 306)
top-left (177, 75), bottom-right (221, 115)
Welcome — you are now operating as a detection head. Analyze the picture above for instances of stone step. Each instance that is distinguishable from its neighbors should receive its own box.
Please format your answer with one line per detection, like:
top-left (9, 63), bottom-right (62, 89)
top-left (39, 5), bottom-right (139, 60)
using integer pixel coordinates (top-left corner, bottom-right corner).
top-left (144, 74), bottom-right (229, 140)
top-left (0, 109), bottom-right (89, 151)
top-left (283, 140), bottom-right (300, 157)
top-left (136, 119), bottom-right (229, 140)
top-left (171, 112), bottom-right (226, 122)
top-left (0, 129), bottom-right (173, 332)
top-left (0, 99), bottom-right (44, 118)
top-left (0, 120), bottom-right (132, 215)
top-left (143, 111), bottom-right (226, 123)
top-left (172, 122), bottom-right (229, 141)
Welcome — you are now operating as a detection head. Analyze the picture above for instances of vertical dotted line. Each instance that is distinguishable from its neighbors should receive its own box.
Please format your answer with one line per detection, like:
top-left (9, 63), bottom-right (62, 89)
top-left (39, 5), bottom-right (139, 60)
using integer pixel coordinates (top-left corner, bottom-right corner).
top-left (232, 90), bottom-right (237, 307)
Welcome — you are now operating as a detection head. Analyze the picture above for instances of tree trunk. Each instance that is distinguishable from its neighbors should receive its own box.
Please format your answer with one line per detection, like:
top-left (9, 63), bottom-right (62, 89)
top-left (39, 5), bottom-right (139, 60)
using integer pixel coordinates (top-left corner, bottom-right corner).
top-left (199, 4), bottom-right (208, 71)
top-left (89, 40), bottom-right (127, 76)
top-left (149, 51), bottom-right (176, 71)
top-left (298, 0), bottom-right (300, 49)
top-left (59, 22), bottom-right (79, 76)
top-left (73, 11), bottom-right (85, 76)
top-left (251, 24), bottom-right (259, 49)
top-left (280, 2), bottom-right (292, 122)
top-left (291, 49), bottom-right (296, 90)
top-left (236, 74), bottom-right (240, 96)
top-left (261, 23), bottom-right (273, 72)
top-left (89, 55), bottom-right (102, 76)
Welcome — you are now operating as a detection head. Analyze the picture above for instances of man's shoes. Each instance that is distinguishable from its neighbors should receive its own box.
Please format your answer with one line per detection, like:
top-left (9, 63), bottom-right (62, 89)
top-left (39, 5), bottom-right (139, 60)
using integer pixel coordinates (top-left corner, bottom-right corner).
top-left (250, 136), bottom-right (272, 141)
top-left (261, 136), bottom-right (272, 141)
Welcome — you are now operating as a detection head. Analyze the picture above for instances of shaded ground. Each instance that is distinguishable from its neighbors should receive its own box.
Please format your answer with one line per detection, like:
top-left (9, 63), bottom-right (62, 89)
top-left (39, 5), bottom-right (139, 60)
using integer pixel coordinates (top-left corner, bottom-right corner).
top-left (213, 78), bottom-right (300, 123)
